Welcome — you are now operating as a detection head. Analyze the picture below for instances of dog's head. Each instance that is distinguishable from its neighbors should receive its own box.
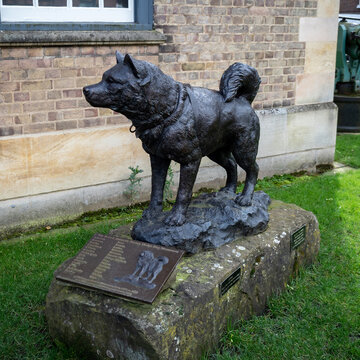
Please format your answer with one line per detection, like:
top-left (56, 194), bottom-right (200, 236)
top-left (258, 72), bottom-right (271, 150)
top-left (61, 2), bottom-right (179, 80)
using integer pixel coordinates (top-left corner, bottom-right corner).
top-left (83, 52), bottom-right (152, 116)
top-left (138, 250), bottom-right (154, 264)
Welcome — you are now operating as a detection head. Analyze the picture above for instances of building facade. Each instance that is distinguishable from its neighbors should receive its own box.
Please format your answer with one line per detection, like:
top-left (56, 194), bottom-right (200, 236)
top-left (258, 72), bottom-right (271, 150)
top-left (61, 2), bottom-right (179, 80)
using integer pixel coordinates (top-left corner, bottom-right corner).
top-left (0, 0), bottom-right (339, 236)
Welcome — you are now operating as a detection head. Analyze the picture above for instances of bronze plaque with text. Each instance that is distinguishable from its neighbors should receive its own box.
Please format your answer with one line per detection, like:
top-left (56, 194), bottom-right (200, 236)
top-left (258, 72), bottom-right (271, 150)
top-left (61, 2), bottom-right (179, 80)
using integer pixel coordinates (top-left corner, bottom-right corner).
top-left (56, 233), bottom-right (184, 304)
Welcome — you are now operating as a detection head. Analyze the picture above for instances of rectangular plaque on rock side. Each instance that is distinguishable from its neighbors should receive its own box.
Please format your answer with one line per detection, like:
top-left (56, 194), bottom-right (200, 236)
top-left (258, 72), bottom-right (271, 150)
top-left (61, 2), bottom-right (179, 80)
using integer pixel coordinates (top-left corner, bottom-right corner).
top-left (291, 225), bottom-right (306, 251)
top-left (56, 234), bottom-right (184, 304)
top-left (219, 267), bottom-right (241, 297)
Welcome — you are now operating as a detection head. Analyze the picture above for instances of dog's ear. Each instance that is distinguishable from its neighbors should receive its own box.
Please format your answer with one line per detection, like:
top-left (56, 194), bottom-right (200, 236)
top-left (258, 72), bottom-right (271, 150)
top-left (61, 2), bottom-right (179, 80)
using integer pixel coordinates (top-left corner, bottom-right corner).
top-left (124, 54), bottom-right (150, 86)
top-left (115, 51), bottom-right (125, 64)
top-left (139, 74), bottom-right (151, 87)
top-left (124, 54), bottom-right (140, 78)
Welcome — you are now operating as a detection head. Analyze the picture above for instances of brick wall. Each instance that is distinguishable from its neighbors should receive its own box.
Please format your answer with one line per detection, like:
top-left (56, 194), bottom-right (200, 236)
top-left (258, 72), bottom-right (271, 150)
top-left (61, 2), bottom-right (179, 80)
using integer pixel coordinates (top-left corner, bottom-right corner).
top-left (0, 1), bottom-right (322, 137)
top-left (0, 45), bottom-right (159, 137)
top-left (155, 0), bottom-right (317, 110)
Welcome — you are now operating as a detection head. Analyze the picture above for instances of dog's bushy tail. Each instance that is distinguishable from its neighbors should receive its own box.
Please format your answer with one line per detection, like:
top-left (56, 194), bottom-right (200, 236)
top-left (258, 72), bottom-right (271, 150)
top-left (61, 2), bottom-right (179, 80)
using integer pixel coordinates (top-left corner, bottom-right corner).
top-left (219, 63), bottom-right (261, 104)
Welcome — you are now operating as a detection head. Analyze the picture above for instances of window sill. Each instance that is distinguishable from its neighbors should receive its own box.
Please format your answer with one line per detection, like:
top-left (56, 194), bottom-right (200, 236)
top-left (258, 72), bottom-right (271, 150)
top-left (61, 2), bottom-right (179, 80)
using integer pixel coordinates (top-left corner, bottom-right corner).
top-left (0, 29), bottom-right (166, 47)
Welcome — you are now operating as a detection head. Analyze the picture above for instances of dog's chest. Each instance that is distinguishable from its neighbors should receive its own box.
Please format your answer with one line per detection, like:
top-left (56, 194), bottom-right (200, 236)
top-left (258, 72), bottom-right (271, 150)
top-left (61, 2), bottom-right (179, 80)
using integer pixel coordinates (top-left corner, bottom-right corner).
top-left (143, 117), bottom-right (201, 163)
top-left (164, 123), bottom-right (199, 158)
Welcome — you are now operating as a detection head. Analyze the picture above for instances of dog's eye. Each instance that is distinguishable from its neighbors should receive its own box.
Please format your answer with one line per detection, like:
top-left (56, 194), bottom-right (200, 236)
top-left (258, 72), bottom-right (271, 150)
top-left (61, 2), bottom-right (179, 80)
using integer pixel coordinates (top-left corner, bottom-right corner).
top-left (108, 76), bottom-right (115, 83)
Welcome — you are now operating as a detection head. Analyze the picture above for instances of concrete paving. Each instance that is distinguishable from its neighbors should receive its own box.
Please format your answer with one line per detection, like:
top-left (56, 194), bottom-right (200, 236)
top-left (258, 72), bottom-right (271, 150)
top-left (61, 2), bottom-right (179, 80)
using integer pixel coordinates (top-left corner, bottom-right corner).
top-left (328, 162), bottom-right (355, 174)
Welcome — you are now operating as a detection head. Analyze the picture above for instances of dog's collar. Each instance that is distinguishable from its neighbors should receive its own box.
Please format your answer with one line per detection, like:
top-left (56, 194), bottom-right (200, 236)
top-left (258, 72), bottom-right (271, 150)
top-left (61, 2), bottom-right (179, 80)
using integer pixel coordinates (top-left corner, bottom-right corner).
top-left (162, 83), bottom-right (188, 127)
top-left (130, 83), bottom-right (190, 155)
top-left (131, 83), bottom-right (188, 137)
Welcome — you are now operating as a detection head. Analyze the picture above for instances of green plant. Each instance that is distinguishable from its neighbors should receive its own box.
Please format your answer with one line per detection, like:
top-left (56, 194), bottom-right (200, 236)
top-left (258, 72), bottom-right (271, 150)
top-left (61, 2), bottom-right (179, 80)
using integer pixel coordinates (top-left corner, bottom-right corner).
top-left (123, 165), bottom-right (144, 203)
top-left (163, 163), bottom-right (175, 203)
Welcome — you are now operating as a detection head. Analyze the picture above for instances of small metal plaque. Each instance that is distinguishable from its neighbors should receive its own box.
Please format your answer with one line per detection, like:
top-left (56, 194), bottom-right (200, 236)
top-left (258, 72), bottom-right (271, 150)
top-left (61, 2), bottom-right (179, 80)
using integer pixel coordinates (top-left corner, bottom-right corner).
top-left (291, 225), bottom-right (306, 250)
top-left (219, 267), bottom-right (241, 297)
top-left (56, 234), bottom-right (184, 304)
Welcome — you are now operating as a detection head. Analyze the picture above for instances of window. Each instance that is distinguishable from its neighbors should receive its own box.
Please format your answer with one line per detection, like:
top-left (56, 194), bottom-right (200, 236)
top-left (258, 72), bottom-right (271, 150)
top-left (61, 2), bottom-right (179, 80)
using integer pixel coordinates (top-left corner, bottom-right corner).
top-left (0, 0), bottom-right (134, 23)
top-left (0, 1), bottom-right (154, 32)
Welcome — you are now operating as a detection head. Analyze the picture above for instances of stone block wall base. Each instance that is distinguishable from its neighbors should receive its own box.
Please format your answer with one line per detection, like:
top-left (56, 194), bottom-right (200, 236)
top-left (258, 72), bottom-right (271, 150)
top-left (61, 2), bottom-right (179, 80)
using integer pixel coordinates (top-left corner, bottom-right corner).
top-left (46, 200), bottom-right (320, 360)
top-left (0, 102), bottom-right (336, 238)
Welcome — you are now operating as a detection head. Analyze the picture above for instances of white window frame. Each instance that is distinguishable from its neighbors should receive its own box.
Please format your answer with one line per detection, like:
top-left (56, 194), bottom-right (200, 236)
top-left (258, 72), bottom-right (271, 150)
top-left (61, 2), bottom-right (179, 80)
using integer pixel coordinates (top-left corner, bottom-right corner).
top-left (0, 0), bottom-right (134, 23)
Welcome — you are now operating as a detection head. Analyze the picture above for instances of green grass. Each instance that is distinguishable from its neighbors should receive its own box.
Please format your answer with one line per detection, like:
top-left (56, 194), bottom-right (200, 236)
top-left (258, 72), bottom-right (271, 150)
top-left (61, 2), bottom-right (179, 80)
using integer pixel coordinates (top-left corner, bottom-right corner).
top-left (206, 170), bottom-right (360, 360)
top-left (335, 133), bottom-right (360, 168)
top-left (1, 135), bottom-right (359, 359)
top-left (0, 223), bottom-right (131, 360)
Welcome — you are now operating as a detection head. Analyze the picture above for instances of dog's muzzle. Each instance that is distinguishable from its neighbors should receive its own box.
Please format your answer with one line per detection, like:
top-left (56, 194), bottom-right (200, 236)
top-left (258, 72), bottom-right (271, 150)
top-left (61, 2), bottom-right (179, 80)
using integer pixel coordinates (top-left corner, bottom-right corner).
top-left (83, 86), bottom-right (92, 99)
top-left (83, 85), bottom-right (101, 107)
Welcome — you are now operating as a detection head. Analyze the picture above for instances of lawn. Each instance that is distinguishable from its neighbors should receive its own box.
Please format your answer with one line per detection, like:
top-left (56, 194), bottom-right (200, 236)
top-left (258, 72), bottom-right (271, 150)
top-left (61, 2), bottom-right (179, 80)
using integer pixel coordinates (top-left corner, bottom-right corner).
top-left (0, 135), bottom-right (359, 359)
top-left (335, 133), bottom-right (360, 168)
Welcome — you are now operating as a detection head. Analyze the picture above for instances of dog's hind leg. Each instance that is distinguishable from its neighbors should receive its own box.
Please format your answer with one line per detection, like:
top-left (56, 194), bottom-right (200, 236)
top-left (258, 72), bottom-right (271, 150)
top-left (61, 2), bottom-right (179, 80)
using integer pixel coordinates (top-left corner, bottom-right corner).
top-left (164, 159), bottom-right (201, 226)
top-left (233, 150), bottom-right (259, 206)
top-left (142, 154), bottom-right (170, 219)
top-left (208, 149), bottom-right (237, 193)
top-left (232, 122), bottom-right (259, 206)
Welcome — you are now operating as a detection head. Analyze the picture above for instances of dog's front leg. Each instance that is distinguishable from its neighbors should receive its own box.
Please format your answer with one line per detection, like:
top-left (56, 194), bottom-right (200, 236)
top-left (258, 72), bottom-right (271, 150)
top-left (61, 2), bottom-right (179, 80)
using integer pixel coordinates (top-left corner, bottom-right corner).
top-left (142, 154), bottom-right (170, 219)
top-left (164, 159), bottom-right (201, 226)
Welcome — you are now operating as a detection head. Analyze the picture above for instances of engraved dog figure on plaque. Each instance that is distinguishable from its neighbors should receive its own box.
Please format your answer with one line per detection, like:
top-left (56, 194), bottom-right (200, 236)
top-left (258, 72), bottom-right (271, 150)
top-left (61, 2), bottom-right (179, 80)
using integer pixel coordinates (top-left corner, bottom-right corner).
top-left (115, 250), bottom-right (169, 290)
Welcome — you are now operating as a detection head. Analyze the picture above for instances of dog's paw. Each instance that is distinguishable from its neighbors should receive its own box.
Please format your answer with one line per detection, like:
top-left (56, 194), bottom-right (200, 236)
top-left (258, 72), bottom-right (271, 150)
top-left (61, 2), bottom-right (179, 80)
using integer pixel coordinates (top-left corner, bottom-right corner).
top-left (219, 185), bottom-right (236, 193)
top-left (163, 211), bottom-right (186, 226)
top-left (235, 194), bottom-right (252, 206)
top-left (142, 207), bottom-right (161, 219)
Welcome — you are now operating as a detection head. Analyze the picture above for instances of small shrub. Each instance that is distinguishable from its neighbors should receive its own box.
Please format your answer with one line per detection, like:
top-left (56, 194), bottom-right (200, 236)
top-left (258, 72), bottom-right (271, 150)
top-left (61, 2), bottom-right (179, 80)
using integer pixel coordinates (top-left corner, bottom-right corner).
top-left (123, 165), bottom-right (143, 203)
top-left (163, 164), bottom-right (175, 203)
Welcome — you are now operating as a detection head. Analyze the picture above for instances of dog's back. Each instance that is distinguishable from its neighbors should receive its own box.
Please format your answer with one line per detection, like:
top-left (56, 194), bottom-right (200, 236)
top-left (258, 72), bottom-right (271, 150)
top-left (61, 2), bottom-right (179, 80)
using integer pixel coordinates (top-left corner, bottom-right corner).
top-left (185, 85), bottom-right (259, 156)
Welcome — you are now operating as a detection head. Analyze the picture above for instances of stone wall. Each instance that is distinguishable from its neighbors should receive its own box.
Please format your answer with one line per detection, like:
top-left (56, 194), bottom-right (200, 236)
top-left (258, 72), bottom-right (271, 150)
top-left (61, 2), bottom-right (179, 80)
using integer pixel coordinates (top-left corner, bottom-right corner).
top-left (0, 0), bottom-right (340, 236)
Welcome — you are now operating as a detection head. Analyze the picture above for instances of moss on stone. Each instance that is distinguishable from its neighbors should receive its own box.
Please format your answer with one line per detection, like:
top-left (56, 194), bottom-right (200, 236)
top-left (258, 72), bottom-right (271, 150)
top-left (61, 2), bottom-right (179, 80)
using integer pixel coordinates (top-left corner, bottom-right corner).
top-left (46, 201), bottom-right (320, 359)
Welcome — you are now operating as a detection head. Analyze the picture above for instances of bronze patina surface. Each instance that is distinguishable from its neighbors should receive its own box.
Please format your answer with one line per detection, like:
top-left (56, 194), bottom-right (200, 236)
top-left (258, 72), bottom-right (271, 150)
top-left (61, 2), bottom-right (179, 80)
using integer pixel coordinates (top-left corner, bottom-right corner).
top-left (56, 234), bottom-right (183, 303)
top-left (83, 53), bottom-right (262, 229)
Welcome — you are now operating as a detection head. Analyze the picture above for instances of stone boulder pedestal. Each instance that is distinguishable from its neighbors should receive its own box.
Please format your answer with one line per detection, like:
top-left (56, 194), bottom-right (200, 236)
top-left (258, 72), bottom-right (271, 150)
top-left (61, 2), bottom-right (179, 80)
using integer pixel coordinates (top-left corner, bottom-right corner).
top-left (132, 191), bottom-right (271, 254)
top-left (46, 200), bottom-right (320, 360)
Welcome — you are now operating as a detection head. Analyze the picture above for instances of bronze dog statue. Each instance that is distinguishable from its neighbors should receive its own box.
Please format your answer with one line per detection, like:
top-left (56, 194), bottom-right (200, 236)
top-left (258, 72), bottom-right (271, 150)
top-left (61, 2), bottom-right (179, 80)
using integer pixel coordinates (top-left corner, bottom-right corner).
top-left (83, 52), bottom-right (261, 226)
